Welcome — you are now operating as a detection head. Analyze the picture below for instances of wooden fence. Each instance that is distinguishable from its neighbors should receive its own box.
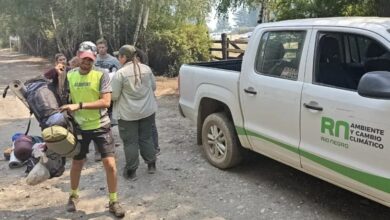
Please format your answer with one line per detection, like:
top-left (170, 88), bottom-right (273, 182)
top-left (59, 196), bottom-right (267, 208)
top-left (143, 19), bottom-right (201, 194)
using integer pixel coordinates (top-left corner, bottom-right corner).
top-left (210, 33), bottom-right (248, 60)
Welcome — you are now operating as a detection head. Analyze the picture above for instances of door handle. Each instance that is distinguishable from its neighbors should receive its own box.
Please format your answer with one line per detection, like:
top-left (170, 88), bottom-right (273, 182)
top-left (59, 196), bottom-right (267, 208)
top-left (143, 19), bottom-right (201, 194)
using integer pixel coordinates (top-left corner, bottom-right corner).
top-left (244, 87), bottom-right (257, 95)
top-left (303, 103), bottom-right (323, 111)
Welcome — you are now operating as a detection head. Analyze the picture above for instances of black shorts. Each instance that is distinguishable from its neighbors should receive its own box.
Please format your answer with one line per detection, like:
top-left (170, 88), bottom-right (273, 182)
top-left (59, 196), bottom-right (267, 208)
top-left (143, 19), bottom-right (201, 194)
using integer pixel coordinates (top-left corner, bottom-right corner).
top-left (73, 126), bottom-right (115, 160)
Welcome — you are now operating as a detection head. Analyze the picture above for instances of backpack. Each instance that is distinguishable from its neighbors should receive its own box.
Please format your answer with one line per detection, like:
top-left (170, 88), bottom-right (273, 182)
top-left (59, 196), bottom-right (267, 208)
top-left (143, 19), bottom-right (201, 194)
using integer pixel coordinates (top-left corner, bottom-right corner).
top-left (24, 77), bottom-right (62, 129)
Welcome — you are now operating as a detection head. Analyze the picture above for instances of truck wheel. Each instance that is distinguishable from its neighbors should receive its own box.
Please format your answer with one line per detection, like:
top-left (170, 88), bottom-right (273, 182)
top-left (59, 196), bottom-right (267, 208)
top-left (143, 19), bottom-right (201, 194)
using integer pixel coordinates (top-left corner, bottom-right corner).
top-left (201, 113), bottom-right (242, 169)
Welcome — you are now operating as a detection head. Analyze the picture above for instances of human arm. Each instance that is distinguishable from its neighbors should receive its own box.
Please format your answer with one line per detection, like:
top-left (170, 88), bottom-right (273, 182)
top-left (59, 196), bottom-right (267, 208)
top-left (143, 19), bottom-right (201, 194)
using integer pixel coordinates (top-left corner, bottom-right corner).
top-left (111, 70), bottom-right (123, 101)
top-left (150, 72), bottom-right (156, 92)
top-left (43, 68), bottom-right (57, 79)
top-left (44, 63), bottom-right (67, 80)
top-left (60, 92), bottom-right (111, 112)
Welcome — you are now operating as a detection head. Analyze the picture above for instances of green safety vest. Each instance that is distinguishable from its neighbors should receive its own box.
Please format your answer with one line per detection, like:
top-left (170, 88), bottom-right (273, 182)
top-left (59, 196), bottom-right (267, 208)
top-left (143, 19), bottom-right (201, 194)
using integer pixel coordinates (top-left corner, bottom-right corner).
top-left (67, 69), bottom-right (103, 130)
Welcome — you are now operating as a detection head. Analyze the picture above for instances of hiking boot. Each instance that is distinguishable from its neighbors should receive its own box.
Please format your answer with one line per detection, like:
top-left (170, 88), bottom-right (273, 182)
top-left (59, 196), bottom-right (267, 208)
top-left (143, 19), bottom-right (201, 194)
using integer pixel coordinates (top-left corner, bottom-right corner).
top-left (109, 201), bottom-right (125, 218)
top-left (94, 152), bottom-right (101, 162)
top-left (66, 195), bottom-right (79, 212)
top-left (123, 168), bottom-right (137, 181)
top-left (148, 162), bottom-right (156, 174)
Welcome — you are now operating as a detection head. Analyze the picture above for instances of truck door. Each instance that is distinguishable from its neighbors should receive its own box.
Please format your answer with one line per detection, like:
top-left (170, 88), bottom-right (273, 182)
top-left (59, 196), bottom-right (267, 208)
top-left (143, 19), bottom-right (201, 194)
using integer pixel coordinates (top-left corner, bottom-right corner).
top-left (300, 27), bottom-right (390, 201)
top-left (239, 28), bottom-right (311, 168)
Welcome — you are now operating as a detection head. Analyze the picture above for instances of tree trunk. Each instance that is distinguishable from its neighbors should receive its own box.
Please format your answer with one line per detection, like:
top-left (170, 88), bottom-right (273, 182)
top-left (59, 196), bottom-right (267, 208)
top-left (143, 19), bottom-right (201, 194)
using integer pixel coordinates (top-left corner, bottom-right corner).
top-left (142, 0), bottom-right (149, 30)
top-left (112, 8), bottom-right (116, 49)
top-left (134, 0), bottom-right (149, 47)
top-left (133, 3), bottom-right (144, 45)
top-left (140, 1), bottom-right (150, 52)
top-left (98, 16), bottom-right (104, 39)
top-left (50, 6), bottom-right (62, 52)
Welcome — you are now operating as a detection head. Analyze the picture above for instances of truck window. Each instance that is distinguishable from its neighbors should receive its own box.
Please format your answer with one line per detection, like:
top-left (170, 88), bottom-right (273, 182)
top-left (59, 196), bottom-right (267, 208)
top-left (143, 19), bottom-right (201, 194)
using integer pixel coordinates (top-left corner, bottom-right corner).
top-left (315, 32), bottom-right (390, 90)
top-left (255, 31), bottom-right (306, 80)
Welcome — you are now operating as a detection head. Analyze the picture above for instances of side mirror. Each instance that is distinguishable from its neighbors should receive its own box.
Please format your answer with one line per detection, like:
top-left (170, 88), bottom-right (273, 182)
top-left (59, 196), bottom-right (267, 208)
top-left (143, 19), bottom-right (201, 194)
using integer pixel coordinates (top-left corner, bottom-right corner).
top-left (358, 71), bottom-right (390, 99)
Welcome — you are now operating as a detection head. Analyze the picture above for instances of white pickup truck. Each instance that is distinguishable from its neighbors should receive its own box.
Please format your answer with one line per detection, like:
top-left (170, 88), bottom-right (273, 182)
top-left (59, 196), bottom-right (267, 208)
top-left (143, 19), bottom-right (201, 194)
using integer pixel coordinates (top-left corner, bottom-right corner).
top-left (179, 17), bottom-right (390, 207)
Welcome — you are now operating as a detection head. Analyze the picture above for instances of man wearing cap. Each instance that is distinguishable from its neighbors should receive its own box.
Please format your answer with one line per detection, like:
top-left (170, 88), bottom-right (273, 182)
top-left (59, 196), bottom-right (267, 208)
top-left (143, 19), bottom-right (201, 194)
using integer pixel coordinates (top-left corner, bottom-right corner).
top-left (60, 49), bottom-right (125, 218)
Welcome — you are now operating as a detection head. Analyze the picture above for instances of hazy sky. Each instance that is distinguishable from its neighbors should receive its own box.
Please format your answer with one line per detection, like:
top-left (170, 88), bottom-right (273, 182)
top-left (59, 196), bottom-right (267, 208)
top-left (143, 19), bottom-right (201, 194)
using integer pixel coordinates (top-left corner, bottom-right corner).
top-left (206, 8), bottom-right (236, 31)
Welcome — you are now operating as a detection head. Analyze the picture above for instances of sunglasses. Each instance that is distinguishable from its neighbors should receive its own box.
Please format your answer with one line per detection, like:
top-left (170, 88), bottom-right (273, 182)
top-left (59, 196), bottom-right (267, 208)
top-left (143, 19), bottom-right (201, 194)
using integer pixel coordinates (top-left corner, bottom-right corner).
top-left (79, 44), bottom-right (97, 54)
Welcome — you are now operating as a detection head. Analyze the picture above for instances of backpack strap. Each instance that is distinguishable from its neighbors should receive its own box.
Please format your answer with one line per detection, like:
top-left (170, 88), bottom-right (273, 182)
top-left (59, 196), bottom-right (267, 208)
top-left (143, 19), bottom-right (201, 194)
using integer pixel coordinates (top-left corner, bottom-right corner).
top-left (24, 112), bottom-right (33, 135)
top-left (2, 85), bottom-right (10, 98)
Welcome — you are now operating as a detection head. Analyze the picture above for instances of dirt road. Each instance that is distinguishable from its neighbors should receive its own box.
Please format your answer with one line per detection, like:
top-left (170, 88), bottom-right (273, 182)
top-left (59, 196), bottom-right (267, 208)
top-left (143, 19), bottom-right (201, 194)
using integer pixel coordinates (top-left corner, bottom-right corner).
top-left (0, 49), bottom-right (389, 219)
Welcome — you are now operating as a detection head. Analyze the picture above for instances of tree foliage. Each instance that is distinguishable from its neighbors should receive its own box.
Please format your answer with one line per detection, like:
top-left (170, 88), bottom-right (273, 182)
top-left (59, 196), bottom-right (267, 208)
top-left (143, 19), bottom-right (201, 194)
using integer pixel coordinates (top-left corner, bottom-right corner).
top-left (0, 0), bottom-right (212, 76)
top-left (148, 24), bottom-right (210, 76)
top-left (214, 0), bottom-right (390, 21)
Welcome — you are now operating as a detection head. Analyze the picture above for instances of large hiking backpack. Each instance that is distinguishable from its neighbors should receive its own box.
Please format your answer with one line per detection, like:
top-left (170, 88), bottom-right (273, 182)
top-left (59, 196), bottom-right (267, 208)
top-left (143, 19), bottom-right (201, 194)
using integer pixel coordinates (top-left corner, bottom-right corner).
top-left (24, 77), bottom-right (61, 129)
top-left (4, 76), bottom-right (80, 158)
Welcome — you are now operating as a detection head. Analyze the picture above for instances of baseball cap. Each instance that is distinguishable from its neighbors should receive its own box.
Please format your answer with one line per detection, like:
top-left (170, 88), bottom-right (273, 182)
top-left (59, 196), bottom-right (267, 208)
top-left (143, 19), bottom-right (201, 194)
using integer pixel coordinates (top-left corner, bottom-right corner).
top-left (79, 50), bottom-right (96, 61)
top-left (117, 45), bottom-right (136, 58)
top-left (79, 41), bottom-right (97, 54)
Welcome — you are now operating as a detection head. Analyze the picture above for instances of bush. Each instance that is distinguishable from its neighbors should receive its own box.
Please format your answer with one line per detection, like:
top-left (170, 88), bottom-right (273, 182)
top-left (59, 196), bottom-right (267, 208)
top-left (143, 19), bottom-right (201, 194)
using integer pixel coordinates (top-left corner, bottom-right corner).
top-left (146, 24), bottom-right (211, 77)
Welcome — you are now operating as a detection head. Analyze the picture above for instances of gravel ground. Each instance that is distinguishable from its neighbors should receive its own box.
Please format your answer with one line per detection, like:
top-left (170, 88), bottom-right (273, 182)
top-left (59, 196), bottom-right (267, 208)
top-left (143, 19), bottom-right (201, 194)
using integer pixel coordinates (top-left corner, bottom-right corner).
top-left (0, 49), bottom-right (389, 220)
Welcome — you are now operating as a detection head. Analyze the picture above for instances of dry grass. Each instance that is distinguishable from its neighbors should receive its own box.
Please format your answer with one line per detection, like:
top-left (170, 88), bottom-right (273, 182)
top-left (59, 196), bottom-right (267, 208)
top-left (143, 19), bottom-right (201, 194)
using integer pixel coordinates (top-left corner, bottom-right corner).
top-left (155, 76), bottom-right (178, 97)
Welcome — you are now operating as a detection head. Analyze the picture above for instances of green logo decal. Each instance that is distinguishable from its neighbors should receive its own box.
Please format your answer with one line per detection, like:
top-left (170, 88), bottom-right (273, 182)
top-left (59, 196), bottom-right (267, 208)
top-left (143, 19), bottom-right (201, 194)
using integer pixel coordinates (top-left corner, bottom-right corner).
top-left (321, 117), bottom-right (384, 150)
top-left (321, 117), bottom-right (349, 140)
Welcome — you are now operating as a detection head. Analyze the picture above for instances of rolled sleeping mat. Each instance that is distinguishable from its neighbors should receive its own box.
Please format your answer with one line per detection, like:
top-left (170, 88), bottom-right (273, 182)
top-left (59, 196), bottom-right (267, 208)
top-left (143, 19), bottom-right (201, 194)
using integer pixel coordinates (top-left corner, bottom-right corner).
top-left (42, 125), bottom-right (80, 158)
top-left (9, 151), bottom-right (23, 168)
top-left (8, 80), bottom-right (28, 107)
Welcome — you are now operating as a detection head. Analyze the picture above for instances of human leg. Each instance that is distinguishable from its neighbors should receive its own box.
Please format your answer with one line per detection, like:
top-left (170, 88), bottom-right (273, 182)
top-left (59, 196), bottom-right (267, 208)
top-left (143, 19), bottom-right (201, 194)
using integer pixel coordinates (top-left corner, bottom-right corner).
top-left (93, 128), bottom-right (124, 218)
top-left (118, 119), bottom-right (140, 172)
top-left (102, 156), bottom-right (124, 217)
top-left (67, 135), bottom-right (90, 212)
top-left (94, 142), bottom-right (101, 161)
top-left (102, 156), bottom-right (117, 193)
top-left (70, 159), bottom-right (85, 193)
top-left (67, 159), bottom-right (84, 212)
top-left (151, 113), bottom-right (160, 154)
top-left (138, 114), bottom-right (157, 173)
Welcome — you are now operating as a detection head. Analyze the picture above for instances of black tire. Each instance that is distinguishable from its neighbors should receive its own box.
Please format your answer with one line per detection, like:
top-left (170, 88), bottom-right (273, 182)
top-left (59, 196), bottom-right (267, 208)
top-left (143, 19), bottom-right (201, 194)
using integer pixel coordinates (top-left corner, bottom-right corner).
top-left (201, 113), bottom-right (242, 169)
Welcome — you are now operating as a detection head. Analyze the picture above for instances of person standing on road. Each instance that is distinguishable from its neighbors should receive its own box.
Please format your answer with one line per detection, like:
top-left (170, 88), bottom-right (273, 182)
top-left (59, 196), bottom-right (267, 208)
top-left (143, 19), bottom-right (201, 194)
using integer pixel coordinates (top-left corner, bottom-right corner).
top-left (43, 53), bottom-right (71, 104)
top-left (60, 48), bottom-right (125, 218)
top-left (95, 38), bottom-right (121, 73)
top-left (111, 44), bottom-right (157, 180)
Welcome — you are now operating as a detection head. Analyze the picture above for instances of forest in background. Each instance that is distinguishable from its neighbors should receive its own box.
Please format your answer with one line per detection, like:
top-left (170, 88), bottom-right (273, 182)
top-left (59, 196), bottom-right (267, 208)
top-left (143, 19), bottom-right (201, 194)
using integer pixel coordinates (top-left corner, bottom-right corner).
top-left (0, 0), bottom-right (389, 76)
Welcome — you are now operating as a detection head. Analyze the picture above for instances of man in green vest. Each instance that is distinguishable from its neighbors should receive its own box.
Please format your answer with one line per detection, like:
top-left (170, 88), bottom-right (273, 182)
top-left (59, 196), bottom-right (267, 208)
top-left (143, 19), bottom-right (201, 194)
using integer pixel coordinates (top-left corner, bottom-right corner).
top-left (60, 49), bottom-right (125, 218)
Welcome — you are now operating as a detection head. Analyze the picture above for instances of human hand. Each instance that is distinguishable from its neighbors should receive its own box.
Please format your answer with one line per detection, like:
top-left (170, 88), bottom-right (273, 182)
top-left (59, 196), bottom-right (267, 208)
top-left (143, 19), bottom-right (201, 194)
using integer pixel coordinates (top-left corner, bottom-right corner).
top-left (60, 104), bottom-right (80, 112)
top-left (55, 63), bottom-right (65, 74)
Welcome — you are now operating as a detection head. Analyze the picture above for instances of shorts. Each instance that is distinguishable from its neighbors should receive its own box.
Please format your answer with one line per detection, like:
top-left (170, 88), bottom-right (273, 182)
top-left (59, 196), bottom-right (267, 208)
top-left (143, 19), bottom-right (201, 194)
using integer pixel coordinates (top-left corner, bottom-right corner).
top-left (73, 126), bottom-right (115, 160)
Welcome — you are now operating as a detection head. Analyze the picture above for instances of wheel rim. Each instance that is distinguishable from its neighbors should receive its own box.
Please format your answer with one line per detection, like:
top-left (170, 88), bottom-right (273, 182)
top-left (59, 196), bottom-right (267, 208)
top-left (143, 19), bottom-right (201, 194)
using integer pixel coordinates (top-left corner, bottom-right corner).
top-left (206, 124), bottom-right (227, 160)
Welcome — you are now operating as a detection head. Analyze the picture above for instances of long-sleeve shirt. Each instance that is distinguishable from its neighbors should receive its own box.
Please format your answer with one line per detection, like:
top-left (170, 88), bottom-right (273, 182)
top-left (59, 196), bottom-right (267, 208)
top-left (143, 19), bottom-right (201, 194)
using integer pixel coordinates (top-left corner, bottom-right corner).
top-left (111, 61), bottom-right (157, 121)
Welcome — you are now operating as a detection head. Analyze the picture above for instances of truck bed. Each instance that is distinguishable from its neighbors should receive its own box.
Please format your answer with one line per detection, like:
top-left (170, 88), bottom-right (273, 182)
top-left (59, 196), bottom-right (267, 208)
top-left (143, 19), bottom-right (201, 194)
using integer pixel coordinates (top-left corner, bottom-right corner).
top-left (189, 59), bottom-right (242, 72)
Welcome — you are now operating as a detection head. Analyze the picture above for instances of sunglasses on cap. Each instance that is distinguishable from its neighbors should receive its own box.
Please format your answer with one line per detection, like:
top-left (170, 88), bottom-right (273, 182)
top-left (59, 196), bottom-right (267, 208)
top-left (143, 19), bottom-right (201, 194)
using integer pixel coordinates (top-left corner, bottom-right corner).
top-left (79, 43), bottom-right (97, 54)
